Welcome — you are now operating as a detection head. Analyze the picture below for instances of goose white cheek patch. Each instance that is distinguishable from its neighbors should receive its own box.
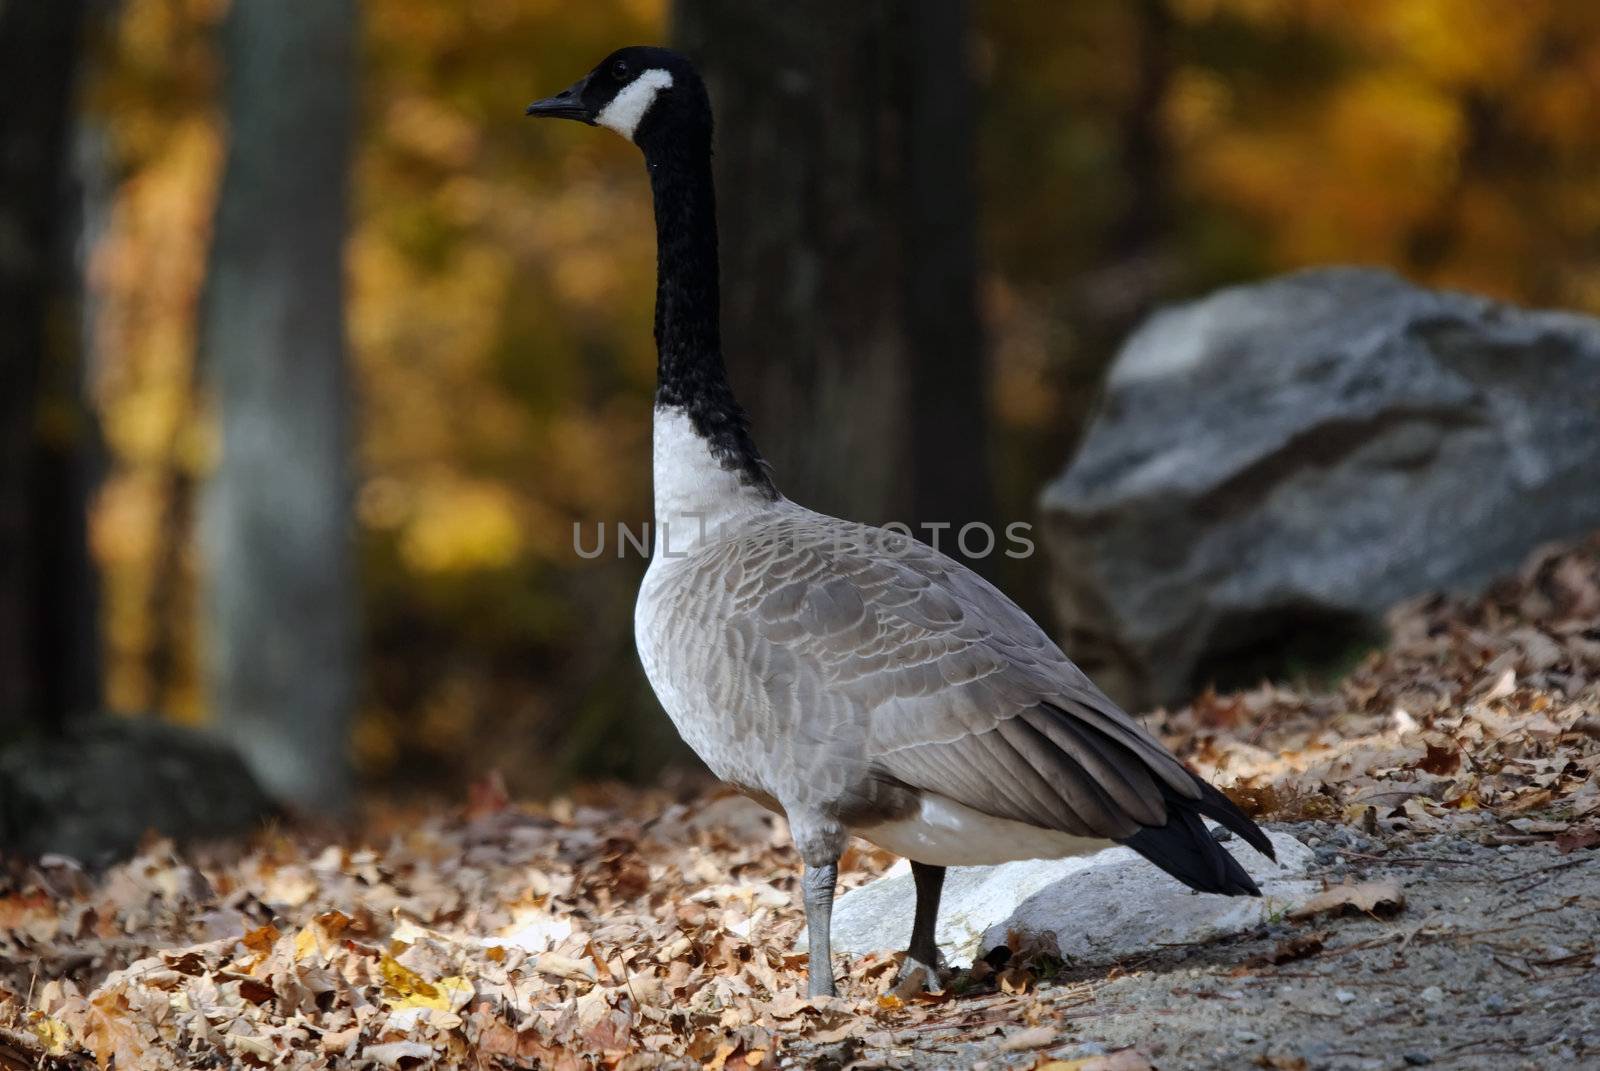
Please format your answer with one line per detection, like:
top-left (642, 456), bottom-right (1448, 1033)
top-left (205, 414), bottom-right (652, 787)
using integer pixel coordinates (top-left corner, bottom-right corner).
top-left (597, 68), bottom-right (675, 140)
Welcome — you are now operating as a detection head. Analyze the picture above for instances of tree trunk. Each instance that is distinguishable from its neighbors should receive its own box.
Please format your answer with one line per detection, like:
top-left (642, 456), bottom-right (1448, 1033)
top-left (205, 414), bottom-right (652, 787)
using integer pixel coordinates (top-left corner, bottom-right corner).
top-left (199, 0), bottom-right (358, 813)
top-left (0, 1), bottom-right (92, 738)
top-left (672, 0), bottom-right (991, 564)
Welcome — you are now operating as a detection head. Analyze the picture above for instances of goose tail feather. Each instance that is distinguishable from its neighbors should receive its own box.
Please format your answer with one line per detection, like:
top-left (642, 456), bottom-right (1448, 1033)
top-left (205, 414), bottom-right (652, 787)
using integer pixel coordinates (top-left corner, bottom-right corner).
top-left (1119, 776), bottom-right (1273, 896)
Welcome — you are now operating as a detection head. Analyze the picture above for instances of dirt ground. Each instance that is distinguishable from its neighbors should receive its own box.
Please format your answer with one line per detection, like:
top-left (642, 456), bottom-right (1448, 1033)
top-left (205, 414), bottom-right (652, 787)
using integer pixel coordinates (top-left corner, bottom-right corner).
top-left (789, 826), bottom-right (1599, 1070)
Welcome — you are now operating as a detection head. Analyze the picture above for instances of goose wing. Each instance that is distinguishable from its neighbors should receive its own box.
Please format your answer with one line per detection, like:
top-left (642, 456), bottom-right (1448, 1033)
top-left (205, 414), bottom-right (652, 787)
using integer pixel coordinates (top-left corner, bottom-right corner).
top-left (722, 509), bottom-right (1272, 889)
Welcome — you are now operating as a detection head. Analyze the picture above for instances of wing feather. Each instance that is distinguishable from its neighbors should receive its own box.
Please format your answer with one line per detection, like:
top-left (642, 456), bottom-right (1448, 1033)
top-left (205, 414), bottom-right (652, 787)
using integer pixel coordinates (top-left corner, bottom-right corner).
top-left (697, 506), bottom-right (1272, 880)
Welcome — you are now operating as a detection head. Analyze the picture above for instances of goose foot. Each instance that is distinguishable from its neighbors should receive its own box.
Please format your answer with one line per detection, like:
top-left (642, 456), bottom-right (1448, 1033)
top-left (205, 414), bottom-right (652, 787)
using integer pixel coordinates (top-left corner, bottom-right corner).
top-left (890, 860), bottom-right (949, 996)
top-left (892, 949), bottom-right (949, 996)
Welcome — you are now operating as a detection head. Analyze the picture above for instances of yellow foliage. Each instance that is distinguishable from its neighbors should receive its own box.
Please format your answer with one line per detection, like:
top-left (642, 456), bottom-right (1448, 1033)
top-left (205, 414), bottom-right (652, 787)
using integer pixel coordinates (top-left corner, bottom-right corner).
top-left (28, 1013), bottom-right (73, 1057)
top-left (378, 955), bottom-right (474, 1013)
top-left (399, 478), bottom-right (525, 575)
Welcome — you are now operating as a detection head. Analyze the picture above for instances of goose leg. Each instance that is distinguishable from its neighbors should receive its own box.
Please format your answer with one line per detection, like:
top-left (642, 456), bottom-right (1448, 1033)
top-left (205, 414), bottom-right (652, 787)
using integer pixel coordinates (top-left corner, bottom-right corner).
top-left (802, 862), bottom-right (839, 997)
top-left (898, 861), bottom-right (947, 990)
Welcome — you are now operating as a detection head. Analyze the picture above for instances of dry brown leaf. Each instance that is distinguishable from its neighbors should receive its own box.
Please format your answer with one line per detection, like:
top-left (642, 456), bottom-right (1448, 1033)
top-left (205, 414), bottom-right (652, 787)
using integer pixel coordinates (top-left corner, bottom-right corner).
top-left (1035, 1050), bottom-right (1154, 1071)
top-left (1414, 742), bottom-right (1461, 775)
top-left (1246, 931), bottom-right (1328, 967)
top-left (1555, 824), bottom-right (1600, 853)
top-left (1000, 1023), bottom-right (1059, 1051)
top-left (366, 1039), bottom-right (437, 1068)
top-left (320, 1026), bottom-right (360, 1054)
top-left (226, 1031), bottom-right (277, 1062)
top-left (84, 991), bottom-right (152, 1070)
top-left (532, 951), bottom-right (601, 982)
top-left (1257, 1052), bottom-right (1311, 1070)
top-left (1289, 881), bottom-right (1406, 921)
top-left (998, 966), bottom-right (1037, 995)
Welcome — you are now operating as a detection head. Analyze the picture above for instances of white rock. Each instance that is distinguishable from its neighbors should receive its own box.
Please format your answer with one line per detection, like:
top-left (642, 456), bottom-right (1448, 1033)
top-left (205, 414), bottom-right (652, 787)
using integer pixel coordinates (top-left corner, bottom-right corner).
top-left (816, 829), bottom-right (1315, 964)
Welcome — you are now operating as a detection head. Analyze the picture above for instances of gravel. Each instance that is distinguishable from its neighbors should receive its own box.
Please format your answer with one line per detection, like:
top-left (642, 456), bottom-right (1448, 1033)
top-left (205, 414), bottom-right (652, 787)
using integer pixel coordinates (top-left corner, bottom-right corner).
top-left (792, 831), bottom-right (1600, 1070)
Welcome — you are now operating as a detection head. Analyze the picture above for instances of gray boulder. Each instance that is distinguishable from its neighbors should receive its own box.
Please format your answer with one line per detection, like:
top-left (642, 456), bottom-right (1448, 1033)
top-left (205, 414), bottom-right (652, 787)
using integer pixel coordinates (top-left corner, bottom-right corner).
top-left (819, 830), bottom-right (1313, 964)
top-left (0, 717), bottom-right (278, 862)
top-left (1040, 267), bottom-right (1600, 710)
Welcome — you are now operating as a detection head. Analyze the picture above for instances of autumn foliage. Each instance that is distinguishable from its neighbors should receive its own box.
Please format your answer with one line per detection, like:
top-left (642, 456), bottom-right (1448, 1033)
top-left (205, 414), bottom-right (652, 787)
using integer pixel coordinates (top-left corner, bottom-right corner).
top-left (80, 0), bottom-right (1600, 792)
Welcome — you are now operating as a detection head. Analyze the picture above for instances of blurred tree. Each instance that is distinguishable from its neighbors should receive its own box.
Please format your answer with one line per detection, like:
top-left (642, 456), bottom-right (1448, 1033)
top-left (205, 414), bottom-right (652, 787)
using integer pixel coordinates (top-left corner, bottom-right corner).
top-left (0, 0), bottom-right (99, 739)
top-left (198, 0), bottom-right (358, 812)
top-left (673, 0), bottom-right (992, 562)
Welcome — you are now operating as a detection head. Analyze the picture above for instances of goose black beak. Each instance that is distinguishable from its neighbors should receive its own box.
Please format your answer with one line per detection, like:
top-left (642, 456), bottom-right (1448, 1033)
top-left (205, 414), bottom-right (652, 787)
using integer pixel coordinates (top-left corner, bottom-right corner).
top-left (525, 76), bottom-right (596, 123)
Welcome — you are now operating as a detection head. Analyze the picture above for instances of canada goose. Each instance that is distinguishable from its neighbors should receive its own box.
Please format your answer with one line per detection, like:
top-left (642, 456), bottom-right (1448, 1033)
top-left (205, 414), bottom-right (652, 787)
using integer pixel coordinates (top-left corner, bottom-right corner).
top-left (527, 46), bottom-right (1274, 998)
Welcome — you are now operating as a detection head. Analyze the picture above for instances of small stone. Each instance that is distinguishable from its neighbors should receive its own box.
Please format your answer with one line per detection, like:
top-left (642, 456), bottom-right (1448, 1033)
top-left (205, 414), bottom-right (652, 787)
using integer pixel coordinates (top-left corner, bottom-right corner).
top-left (1403, 1054), bottom-right (1432, 1066)
top-left (1335, 989), bottom-right (1357, 1004)
top-left (1420, 986), bottom-right (1445, 1003)
top-left (1484, 993), bottom-right (1506, 1012)
top-left (1234, 1030), bottom-right (1262, 1044)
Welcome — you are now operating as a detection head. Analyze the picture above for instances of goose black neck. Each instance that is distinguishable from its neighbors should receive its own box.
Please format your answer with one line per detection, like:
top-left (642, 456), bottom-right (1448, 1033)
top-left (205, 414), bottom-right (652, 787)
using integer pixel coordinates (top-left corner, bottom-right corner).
top-left (642, 126), bottom-right (776, 498)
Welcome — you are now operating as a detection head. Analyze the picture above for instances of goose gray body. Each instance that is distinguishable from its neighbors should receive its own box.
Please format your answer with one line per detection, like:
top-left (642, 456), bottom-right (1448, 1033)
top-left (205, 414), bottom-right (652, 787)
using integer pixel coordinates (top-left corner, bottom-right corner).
top-left (637, 407), bottom-right (1180, 867)
top-left (529, 47), bottom-right (1274, 998)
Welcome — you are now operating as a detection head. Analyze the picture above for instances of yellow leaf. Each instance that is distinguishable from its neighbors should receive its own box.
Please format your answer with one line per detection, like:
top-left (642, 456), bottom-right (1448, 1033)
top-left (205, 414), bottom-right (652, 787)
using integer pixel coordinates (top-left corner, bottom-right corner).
top-left (28, 1013), bottom-right (72, 1057)
top-left (293, 924), bottom-right (320, 962)
top-left (379, 955), bottom-right (473, 1012)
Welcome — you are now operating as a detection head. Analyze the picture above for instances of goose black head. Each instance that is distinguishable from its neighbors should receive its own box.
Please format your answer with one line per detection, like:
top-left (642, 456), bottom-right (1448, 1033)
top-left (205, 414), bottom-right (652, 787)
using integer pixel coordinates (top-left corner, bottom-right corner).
top-left (526, 46), bottom-right (709, 151)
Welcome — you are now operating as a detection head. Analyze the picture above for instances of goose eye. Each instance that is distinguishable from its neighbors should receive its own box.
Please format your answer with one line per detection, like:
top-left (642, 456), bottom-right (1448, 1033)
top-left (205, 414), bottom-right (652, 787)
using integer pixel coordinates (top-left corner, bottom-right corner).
top-left (611, 59), bottom-right (630, 80)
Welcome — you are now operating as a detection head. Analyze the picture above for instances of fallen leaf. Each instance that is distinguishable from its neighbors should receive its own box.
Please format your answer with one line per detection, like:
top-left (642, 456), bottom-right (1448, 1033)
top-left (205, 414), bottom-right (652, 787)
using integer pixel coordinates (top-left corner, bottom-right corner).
top-left (1246, 931), bottom-right (1327, 966)
top-left (998, 966), bottom-right (1037, 995)
top-left (530, 951), bottom-right (600, 983)
top-left (1414, 742), bottom-right (1460, 775)
top-left (378, 955), bottom-right (473, 1012)
top-left (321, 1026), bottom-right (361, 1054)
top-left (1289, 881), bottom-right (1405, 920)
top-left (27, 1013), bottom-right (72, 1057)
top-left (226, 1032), bottom-right (277, 1061)
top-left (1035, 1050), bottom-right (1154, 1071)
top-left (1000, 1024), bottom-right (1058, 1051)
top-left (366, 1039), bottom-right (437, 1068)
top-left (1555, 825), bottom-right (1600, 853)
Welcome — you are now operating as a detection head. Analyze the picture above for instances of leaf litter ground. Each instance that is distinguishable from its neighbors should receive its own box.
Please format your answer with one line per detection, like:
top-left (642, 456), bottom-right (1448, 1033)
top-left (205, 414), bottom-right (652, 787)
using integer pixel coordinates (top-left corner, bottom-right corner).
top-left (3, 536), bottom-right (1598, 1069)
